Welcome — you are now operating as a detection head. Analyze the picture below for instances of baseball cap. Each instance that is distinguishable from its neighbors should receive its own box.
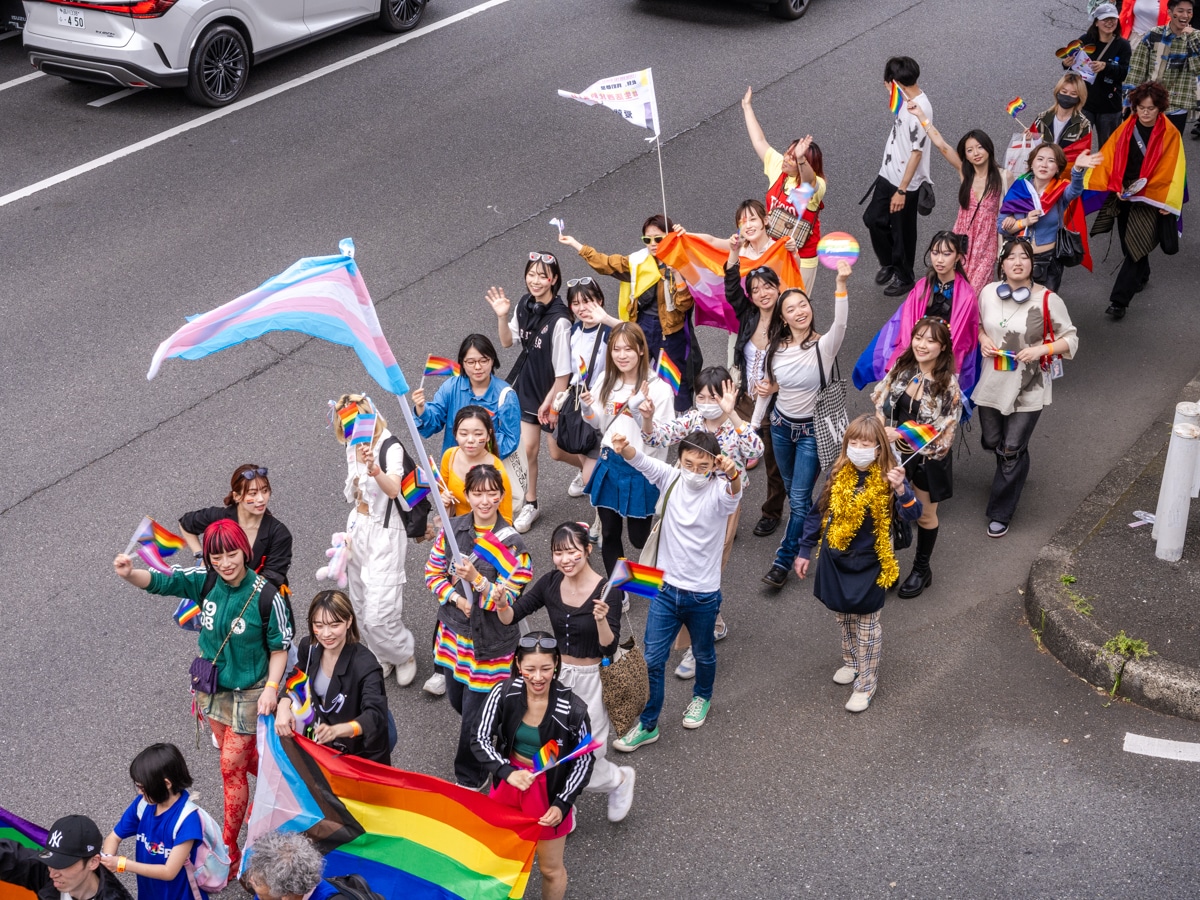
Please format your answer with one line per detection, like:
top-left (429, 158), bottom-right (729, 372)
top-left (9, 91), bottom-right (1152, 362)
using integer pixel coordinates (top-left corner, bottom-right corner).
top-left (38, 815), bottom-right (103, 869)
top-left (1092, 3), bottom-right (1119, 20)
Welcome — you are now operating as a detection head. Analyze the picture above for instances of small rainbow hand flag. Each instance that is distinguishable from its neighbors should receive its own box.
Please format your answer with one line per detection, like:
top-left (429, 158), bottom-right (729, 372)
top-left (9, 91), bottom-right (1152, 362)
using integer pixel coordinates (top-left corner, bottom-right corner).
top-left (173, 597), bottom-right (202, 631)
top-left (474, 531), bottom-right (521, 581)
top-left (400, 468), bottom-right (431, 506)
top-left (532, 740), bottom-right (560, 773)
top-left (336, 401), bottom-right (359, 439)
top-left (424, 355), bottom-right (460, 378)
top-left (1005, 97), bottom-right (1026, 118)
top-left (609, 557), bottom-right (665, 599)
top-left (895, 420), bottom-right (939, 452)
top-left (577, 355), bottom-right (589, 382)
top-left (349, 412), bottom-right (376, 446)
top-left (533, 732), bottom-right (604, 775)
top-left (656, 350), bottom-right (682, 395)
top-left (888, 81), bottom-right (903, 115)
top-left (993, 351), bottom-right (1019, 371)
top-left (285, 668), bottom-right (315, 727)
top-left (135, 516), bottom-right (185, 556)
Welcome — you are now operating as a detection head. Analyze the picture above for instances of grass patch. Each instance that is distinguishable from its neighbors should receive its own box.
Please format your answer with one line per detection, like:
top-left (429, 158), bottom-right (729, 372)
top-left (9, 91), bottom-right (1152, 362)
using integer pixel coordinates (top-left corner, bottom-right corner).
top-left (1099, 630), bottom-right (1154, 703)
top-left (1058, 574), bottom-right (1093, 616)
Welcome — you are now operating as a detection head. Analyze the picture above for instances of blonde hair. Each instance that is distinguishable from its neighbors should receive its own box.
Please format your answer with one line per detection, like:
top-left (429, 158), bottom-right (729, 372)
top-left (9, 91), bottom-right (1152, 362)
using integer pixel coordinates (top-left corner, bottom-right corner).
top-left (333, 393), bottom-right (386, 445)
top-left (1053, 73), bottom-right (1089, 110)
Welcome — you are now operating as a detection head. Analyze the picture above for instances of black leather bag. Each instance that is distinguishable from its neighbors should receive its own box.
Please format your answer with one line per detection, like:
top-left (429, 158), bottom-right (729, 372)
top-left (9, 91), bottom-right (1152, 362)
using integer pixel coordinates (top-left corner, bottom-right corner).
top-left (891, 495), bottom-right (913, 550)
top-left (1055, 226), bottom-right (1084, 267)
top-left (554, 329), bottom-right (605, 456)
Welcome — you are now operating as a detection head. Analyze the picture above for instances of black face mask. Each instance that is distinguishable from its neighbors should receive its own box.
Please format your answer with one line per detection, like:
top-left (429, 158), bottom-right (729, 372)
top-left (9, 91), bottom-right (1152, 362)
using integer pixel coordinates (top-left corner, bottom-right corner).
top-left (1056, 92), bottom-right (1080, 109)
top-left (997, 283), bottom-right (1032, 303)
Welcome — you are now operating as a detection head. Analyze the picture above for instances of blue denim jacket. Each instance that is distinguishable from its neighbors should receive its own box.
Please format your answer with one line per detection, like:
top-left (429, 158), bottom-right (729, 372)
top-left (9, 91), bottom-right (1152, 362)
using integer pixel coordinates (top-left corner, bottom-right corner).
top-left (413, 374), bottom-right (522, 458)
top-left (997, 166), bottom-right (1084, 246)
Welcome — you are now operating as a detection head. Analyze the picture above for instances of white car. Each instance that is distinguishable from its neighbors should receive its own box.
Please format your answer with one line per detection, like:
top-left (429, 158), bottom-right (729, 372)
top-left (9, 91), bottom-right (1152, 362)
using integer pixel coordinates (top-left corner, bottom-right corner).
top-left (21, 0), bottom-right (425, 105)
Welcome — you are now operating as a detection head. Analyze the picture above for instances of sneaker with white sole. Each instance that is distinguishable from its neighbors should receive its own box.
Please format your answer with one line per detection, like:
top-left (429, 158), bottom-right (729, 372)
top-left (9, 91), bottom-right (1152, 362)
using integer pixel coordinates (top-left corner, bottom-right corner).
top-left (674, 648), bottom-right (696, 679)
top-left (682, 696), bottom-right (710, 729)
top-left (422, 672), bottom-right (447, 696)
top-left (379, 662), bottom-right (395, 679)
top-left (514, 503), bottom-right (540, 534)
top-left (568, 472), bottom-right (586, 498)
top-left (713, 619), bottom-right (729, 642)
top-left (395, 657), bottom-right (417, 687)
top-left (607, 766), bottom-right (636, 822)
top-left (613, 722), bottom-right (659, 753)
top-left (845, 691), bottom-right (871, 712)
top-left (833, 666), bottom-right (856, 685)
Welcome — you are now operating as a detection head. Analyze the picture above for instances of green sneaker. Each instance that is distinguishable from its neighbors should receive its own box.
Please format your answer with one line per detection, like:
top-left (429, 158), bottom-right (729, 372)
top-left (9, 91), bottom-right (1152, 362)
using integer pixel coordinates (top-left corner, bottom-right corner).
top-left (613, 722), bottom-right (659, 753)
top-left (682, 696), bottom-right (710, 729)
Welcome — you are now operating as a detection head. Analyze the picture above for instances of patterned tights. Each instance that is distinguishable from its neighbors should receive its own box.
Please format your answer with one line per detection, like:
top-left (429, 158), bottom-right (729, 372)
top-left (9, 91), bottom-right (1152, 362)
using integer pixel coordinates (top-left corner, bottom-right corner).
top-left (210, 721), bottom-right (259, 859)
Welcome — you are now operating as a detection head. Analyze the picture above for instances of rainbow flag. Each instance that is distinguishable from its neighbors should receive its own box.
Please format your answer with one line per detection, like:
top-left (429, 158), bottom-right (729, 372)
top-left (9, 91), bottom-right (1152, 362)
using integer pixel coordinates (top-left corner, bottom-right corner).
top-left (349, 413), bottom-right (376, 446)
top-left (173, 597), bottom-right (202, 631)
top-left (474, 531), bottom-right (521, 580)
top-left (993, 351), bottom-right (1019, 372)
top-left (531, 740), bottom-right (559, 773)
top-left (609, 558), bottom-right (665, 599)
top-left (888, 81), bottom-right (903, 115)
top-left (400, 468), bottom-right (430, 506)
top-left (531, 733), bottom-right (603, 776)
top-left (895, 421), bottom-right (938, 451)
top-left (1005, 97), bottom-right (1026, 118)
top-left (656, 351), bottom-right (682, 395)
top-left (246, 717), bottom-right (541, 900)
top-left (284, 668), bottom-right (314, 727)
top-left (424, 356), bottom-right (460, 378)
top-left (337, 401), bottom-right (359, 439)
top-left (1054, 40), bottom-right (1081, 59)
top-left (148, 239), bottom-right (410, 398)
top-left (135, 516), bottom-right (185, 556)
top-left (0, 806), bottom-right (48, 900)
top-left (1085, 115), bottom-right (1187, 216)
top-left (576, 355), bottom-right (589, 383)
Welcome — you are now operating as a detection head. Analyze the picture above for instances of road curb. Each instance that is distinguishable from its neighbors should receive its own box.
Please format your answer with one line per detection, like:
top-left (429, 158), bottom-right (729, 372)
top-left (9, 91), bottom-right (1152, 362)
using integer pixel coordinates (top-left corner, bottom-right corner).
top-left (1025, 372), bottom-right (1200, 721)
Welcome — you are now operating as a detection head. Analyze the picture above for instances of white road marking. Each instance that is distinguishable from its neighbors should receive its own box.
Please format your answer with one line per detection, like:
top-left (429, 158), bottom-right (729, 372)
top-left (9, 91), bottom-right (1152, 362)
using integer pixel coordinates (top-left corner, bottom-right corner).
top-left (1124, 732), bottom-right (1200, 762)
top-left (0, 0), bottom-right (514, 209)
top-left (0, 71), bottom-right (44, 92)
top-left (87, 86), bottom-right (143, 107)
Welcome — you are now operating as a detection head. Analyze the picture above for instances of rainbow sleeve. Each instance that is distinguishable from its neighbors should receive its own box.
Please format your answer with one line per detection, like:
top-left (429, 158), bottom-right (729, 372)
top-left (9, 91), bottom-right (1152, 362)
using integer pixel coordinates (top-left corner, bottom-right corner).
top-left (423, 530), bottom-right (458, 605)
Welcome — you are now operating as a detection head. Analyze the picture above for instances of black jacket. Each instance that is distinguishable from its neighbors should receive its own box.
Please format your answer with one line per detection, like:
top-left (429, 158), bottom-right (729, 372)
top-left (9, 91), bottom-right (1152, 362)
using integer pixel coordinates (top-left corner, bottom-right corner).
top-left (471, 676), bottom-right (593, 815)
top-left (1075, 33), bottom-right (1132, 116)
top-left (179, 505), bottom-right (293, 589)
top-left (0, 842), bottom-right (134, 900)
top-left (725, 262), bottom-right (767, 401)
top-left (435, 514), bottom-right (528, 661)
top-left (293, 636), bottom-right (391, 765)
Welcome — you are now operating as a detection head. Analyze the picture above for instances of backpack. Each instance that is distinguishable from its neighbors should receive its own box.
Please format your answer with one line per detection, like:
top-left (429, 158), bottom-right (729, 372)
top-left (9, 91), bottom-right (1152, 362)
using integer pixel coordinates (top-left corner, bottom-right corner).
top-left (326, 874), bottom-right (387, 900)
top-left (136, 797), bottom-right (231, 898)
top-left (377, 435), bottom-right (431, 539)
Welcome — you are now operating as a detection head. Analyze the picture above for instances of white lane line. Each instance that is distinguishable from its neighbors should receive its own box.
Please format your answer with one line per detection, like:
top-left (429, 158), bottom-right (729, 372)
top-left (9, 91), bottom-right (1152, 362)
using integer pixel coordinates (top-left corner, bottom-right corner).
top-left (1124, 732), bottom-right (1200, 762)
top-left (0, 0), bottom-right (513, 209)
top-left (87, 86), bottom-right (143, 107)
top-left (0, 30), bottom-right (21, 41)
top-left (0, 71), bottom-right (45, 92)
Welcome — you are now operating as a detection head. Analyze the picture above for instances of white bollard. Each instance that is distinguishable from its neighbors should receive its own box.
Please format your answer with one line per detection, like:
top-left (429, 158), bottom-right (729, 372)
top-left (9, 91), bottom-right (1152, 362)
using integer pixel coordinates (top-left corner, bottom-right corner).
top-left (1153, 403), bottom-right (1200, 539)
top-left (1155, 423), bottom-right (1200, 562)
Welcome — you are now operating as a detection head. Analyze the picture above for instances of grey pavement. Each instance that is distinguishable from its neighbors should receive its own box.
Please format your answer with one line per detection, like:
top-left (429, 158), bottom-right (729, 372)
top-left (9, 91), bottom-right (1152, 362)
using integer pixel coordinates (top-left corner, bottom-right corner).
top-left (3, 0), bottom-right (1200, 897)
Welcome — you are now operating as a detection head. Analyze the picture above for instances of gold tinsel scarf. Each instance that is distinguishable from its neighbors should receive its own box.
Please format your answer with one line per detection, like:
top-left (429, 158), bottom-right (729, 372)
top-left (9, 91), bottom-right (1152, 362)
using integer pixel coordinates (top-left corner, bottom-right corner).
top-left (820, 463), bottom-right (900, 588)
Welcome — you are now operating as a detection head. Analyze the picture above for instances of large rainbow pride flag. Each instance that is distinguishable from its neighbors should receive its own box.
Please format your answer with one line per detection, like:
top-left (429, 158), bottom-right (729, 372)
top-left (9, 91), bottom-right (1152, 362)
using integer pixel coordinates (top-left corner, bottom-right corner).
top-left (246, 717), bottom-right (541, 900)
top-left (0, 807), bottom-right (48, 900)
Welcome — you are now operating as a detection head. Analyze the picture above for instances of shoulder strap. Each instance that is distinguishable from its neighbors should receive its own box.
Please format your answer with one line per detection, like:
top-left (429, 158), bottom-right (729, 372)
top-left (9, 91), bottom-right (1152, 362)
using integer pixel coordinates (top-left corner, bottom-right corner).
top-left (584, 329), bottom-right (604, 389)
top-left (209, 578), bottom-right (263, 665)
top-left (376, 435), bottom-right (406, 530)
top-left (1041, 289), bottom-right (1055, 343)
top-left (171, 799), bottom-right (199, 841)
top-left (498, 385), bottom-right (515, 405)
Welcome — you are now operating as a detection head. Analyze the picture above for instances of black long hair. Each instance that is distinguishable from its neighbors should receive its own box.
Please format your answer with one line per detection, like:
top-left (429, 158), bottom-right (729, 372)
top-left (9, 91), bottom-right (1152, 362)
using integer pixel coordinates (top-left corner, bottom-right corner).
top-left (921, 231), bottom-right (969, 289)
top-left (955, 130), bottom-right (1003, 211)
top-left (764, 288), bottom-right (818, 384)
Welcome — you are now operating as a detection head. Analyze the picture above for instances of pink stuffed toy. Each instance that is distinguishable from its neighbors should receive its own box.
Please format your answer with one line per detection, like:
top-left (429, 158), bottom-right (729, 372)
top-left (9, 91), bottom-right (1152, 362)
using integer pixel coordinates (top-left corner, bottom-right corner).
top-left (315, 532), bottom-right (349, 588)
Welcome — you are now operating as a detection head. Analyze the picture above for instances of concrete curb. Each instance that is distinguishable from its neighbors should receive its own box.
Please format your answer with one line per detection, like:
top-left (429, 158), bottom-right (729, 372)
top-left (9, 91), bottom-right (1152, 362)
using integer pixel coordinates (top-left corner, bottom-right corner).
top-left (1025, 373), bottom-right (1200, 721)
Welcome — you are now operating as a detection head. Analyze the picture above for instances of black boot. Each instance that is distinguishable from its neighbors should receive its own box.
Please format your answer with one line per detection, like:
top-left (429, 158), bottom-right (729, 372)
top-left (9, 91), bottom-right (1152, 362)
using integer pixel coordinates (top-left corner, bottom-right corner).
top-left (898, 526), bottom-right (937, 598)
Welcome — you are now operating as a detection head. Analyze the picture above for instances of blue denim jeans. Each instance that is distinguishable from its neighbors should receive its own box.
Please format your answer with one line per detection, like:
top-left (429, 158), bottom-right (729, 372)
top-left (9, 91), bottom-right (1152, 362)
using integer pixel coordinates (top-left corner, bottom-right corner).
top-left (640, 583), bottom-right (722, 730)
top-left (770, 410), bottom-right (821, 570)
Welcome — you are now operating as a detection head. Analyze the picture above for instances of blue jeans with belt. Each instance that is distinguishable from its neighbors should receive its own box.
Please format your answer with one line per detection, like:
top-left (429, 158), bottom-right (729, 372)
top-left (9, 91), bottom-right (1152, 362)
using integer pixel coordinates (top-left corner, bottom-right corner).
top-left (640, 583), bottom-right (722, 730)
top-left (770, 409), bottom-right (821, 571)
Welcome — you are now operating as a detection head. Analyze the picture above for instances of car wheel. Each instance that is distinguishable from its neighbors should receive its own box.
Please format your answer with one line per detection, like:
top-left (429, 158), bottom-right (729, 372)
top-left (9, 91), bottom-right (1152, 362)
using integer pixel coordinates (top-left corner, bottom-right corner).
top-left (378, 0), bottom-right (423, 32)
top-left (185, 24), bottom-right (249, 107)
top-left (771, 0), bottom-right (810, 19)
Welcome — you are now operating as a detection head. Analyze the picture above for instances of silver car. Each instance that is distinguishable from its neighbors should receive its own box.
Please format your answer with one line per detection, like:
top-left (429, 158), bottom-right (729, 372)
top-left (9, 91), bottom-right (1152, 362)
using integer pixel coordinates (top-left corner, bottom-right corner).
top-left (20, 0), bottom-right (424, 105)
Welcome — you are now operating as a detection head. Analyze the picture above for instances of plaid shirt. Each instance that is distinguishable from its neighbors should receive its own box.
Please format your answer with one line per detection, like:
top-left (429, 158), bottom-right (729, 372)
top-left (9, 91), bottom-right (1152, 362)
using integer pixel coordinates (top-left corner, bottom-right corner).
top-left (1124, 25), bottom-right (1200, 113)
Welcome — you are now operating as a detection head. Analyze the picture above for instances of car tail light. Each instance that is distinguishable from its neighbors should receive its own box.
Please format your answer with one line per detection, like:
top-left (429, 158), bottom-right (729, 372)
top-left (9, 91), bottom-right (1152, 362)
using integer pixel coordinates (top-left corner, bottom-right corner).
top-left (52, 0), bottom-right (179, 16)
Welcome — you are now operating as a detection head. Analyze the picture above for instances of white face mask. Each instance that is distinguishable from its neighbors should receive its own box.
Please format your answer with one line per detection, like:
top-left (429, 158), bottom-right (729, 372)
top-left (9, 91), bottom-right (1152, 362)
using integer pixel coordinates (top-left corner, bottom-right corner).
top-left (846, 446), bottom-right (877, 470)
top-left (680, 470), bottom-right (711, 490)
top-left (696, 402), bottom-right (723, 420)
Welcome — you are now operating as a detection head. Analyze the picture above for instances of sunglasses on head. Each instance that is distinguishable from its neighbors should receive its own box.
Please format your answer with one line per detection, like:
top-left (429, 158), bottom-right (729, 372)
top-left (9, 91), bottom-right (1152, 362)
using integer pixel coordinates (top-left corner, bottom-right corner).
top-left (747, 266), bottom-right (775, 278)
top-left (528, 252), bottom-right (556, 264)
top-left (518, 635), bottom-right (558, 651)
top-left (996, 284), bottom-right (1032, 303)
top-left (641, 234), bottom-right (665, 245)
top-left (566, 277), bottom-right (595, 288)
top-left (240, 467), bottom-right (268, 480)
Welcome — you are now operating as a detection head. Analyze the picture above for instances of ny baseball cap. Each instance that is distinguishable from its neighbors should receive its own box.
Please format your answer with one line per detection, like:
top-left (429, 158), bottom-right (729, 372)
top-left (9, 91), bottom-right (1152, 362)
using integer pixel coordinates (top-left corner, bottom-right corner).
top-left (38, 815), bottom-right (103, 868)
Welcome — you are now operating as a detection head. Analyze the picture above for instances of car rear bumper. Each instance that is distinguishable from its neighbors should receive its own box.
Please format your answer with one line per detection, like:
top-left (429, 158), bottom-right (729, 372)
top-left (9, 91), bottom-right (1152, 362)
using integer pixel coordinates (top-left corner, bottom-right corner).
top-left (26, 45), bottom-right (186, 86)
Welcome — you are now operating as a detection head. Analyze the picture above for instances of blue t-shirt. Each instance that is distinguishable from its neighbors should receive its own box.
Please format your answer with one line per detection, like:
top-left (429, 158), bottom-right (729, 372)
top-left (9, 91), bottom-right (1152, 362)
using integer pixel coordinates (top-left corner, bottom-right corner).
top-left (257, 880), bottom-right (341, 900)
top-left (114, 791), bottom-right (205, 900)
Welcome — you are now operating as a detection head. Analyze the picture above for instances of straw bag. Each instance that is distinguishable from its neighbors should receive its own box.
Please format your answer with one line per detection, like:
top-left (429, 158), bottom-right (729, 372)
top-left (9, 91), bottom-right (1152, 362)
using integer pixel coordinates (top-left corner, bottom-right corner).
top-left (600, 603), bottom-right (649, 736)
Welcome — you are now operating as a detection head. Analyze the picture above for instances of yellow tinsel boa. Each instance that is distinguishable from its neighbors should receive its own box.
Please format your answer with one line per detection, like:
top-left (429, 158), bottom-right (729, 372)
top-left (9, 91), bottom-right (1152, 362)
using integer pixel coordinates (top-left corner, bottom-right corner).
top-left (821, 463), bottom-right (900, 588)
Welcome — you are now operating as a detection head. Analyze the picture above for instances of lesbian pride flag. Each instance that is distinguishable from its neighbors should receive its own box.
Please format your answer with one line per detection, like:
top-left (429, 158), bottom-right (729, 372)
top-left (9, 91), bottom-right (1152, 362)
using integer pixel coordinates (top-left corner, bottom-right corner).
top-left (0, 807), bottom-right (47, 900)
top-left (148, 239), bottom-right (409, 397)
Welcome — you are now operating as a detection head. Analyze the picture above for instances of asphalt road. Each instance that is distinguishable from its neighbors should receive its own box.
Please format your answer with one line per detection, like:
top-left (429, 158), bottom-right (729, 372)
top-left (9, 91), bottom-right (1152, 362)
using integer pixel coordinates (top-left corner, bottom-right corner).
top-left (3, 0), bottom-right (1200, 897)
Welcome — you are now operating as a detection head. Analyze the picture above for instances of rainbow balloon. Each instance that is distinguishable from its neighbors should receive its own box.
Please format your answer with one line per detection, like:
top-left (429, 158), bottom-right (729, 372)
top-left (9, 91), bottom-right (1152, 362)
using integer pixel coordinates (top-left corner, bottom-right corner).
top-left (815, 232), bottom-right (860, 270)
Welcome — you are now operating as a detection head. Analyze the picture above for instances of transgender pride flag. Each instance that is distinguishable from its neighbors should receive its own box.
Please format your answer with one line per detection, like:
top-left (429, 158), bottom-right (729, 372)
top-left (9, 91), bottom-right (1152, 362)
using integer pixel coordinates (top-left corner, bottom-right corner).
top-left (147, 238), bottom-right (408, 396)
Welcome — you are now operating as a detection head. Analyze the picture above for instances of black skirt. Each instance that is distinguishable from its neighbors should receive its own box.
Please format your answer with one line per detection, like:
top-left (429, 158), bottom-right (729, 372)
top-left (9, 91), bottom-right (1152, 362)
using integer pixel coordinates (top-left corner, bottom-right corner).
top-left (813, 541), bottom-right (886, 616)
top-left (904, 452), bottom-right (953, 503)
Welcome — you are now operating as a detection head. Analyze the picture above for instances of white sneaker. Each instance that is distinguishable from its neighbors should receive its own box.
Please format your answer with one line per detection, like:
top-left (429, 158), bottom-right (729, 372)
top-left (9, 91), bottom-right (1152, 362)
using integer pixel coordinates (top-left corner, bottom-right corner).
top-left (379, 662), bottom-right (395, 679)
top-left (210, 730), bottom-right (219, 750)
top-left (674, 648), bottom-right (696, 680)
top-left (395, 657), bottom-right (417, 687)
top-left (513, 503), bottom-right (539, 534)
top-left (568, 472), bottom-right (586, 498)
top-left (607, 766), bottom-right (636, 823)
top-left (845, 691), bottom-right (871, 713)
top-left (833, 666), bottom-right (856, 685)
top-left (422, 672), bottom-right (447, 696)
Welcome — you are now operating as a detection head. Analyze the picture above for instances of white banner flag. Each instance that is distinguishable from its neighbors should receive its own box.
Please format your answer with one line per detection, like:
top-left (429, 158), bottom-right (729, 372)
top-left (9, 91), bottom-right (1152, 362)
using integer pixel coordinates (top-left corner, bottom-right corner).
top-left (558, 67), bottom-right (660, 137)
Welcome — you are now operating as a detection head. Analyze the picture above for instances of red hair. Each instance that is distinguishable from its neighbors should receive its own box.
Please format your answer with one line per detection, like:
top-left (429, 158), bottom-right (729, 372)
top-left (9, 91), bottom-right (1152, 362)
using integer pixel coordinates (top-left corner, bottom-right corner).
top-left (202, 519), bottom-right (252, 567)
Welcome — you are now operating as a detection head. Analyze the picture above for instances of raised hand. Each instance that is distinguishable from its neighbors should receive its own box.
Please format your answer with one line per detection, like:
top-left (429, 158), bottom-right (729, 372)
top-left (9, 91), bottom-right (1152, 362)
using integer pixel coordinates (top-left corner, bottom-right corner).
top-left (485, 286), bottom-right (511, 319)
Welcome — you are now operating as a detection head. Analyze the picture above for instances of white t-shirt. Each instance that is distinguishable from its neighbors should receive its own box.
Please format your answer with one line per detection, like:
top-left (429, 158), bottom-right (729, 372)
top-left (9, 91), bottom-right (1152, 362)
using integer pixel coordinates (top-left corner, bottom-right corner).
top-left (879, 91), bottom-right (932, 189)
top-left (769, 293), bottom-right (848, 418)
top-left (1134, 0), bottom-right (1161, 33)
top-left (590, 377), bottom-right (674, 461)
top-left (569, 323), bottom-right (608, 387)
top-left (508, 309), bottom-right (573, 378)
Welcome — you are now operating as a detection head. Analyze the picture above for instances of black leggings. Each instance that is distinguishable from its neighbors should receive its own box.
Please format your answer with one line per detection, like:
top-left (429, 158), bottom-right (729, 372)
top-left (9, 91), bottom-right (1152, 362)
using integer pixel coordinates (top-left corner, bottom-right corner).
top-left (597, 507), bottom-right (654, 575)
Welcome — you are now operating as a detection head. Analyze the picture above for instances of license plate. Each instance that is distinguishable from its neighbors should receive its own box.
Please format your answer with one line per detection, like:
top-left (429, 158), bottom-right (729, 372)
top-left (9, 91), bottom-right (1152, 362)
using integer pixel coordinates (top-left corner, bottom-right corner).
top-left (57, 7), bottom-right (85, 27)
